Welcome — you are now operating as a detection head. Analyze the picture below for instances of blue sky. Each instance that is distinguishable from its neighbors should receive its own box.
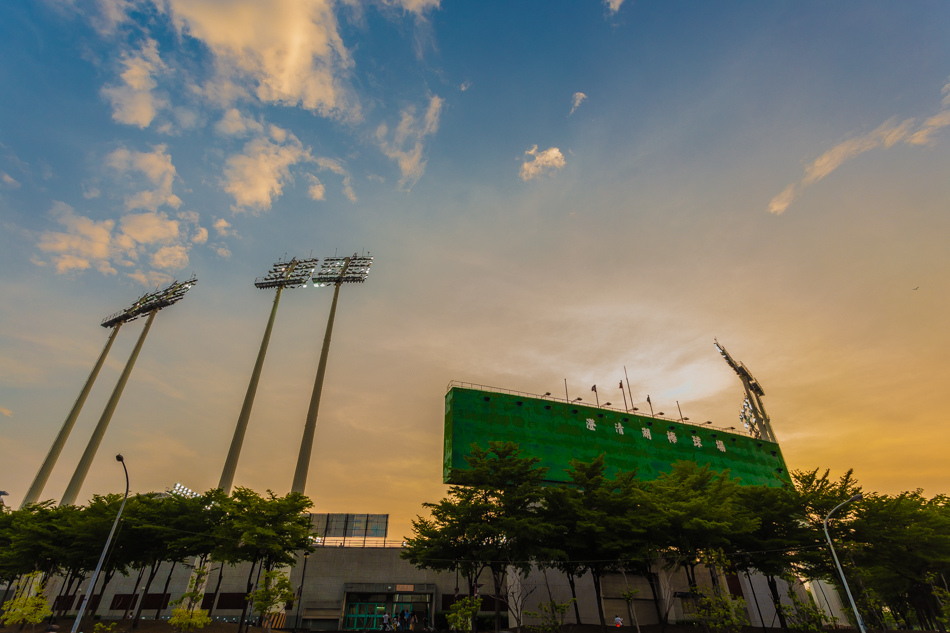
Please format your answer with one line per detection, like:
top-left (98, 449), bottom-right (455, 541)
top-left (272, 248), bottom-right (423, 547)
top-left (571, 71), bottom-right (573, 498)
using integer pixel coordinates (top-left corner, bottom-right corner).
top-left (2, 0), bottom-right (949, 535)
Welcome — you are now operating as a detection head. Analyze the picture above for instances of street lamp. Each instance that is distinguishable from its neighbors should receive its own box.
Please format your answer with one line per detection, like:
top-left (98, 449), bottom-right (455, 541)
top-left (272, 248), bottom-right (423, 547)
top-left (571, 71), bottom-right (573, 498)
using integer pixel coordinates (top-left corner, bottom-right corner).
top-left (824, 494), bottom-right (866, 633)
top-left (219, 257), bottom-right (317, 494)
top-left (71, 455), bottom-right (129, 633)
top-left (61, 278), bottom-right (196, 507)
top-left (292, 254), bottom-right (373, 495)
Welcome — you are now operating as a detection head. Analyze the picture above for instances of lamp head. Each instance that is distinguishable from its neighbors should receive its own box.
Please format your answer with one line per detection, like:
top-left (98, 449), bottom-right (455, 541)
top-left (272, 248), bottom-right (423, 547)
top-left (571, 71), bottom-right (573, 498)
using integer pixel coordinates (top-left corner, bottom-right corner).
top-left (115, 454), bottom-right (124, 463)
top-left (850, 493), bottom-right (863, 502)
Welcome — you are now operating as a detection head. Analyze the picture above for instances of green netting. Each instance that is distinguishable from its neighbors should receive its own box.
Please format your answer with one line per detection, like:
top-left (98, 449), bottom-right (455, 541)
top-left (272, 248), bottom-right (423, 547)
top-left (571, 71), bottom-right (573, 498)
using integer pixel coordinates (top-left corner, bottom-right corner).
top-left (444, 387), bottom-right (790, 487)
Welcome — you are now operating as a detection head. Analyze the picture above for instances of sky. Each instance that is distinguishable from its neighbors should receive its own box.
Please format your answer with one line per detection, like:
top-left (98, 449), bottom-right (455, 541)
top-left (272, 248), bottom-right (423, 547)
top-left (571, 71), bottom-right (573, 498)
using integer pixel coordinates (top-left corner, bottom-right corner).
top-left (2, 0), bottom-right (949, 538)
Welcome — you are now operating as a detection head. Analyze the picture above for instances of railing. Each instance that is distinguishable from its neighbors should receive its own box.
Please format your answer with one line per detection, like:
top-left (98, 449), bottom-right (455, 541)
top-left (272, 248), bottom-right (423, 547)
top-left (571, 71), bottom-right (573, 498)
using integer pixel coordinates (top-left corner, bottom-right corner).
top-left (445, 380), bottom-right (752, 435)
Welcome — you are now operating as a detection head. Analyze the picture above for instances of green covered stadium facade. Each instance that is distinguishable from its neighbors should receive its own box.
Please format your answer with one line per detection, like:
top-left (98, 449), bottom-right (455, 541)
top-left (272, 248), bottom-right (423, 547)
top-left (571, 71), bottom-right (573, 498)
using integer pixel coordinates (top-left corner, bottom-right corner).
top-left (444, 383), bottom-right (791, 487)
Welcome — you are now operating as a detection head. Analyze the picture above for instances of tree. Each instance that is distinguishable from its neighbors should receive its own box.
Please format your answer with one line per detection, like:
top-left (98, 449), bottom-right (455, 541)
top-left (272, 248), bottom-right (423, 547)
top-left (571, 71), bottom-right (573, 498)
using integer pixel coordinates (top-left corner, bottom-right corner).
top-left (0, 570), bottom-right (52, 629)
top-left (731, 484), bottom-right (814, 629)
top-left (542, 455), bottom-right (649, 630)
top-left (403, 442), bottom-right (549, 631)
top-left (168, 565), bottom-right (212, 633)
top-left (248, 570), bottom-right (295, 633)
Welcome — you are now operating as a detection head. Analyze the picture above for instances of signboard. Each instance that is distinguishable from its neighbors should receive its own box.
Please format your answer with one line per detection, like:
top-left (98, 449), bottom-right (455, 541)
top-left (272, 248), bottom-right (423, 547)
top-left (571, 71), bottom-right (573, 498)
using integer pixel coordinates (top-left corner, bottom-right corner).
top-left (444, 386), bottom-right (790, 487)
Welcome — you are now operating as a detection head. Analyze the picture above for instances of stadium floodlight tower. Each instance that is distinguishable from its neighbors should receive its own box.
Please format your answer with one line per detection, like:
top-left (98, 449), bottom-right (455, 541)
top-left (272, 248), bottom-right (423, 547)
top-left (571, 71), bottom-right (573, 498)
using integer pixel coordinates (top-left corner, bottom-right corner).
top-left (21, 279), bottom-right (194, 508)
top-left (59, 276), bottom-right (197, 506)
top-left (291, 253), bottom-right (372, 495)
top-left (714, 339), bottom-right (776, 443)
top-left (218, 257), bottom-right (318, 494)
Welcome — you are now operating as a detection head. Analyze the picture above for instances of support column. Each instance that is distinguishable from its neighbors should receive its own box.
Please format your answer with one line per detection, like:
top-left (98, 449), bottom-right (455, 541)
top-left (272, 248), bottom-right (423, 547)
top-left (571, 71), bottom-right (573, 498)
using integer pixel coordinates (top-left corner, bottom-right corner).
top-left (61, 310), bottom-right (157, 506)
top-left (21, 323), bottom-right (122, 508)
top-left (292, 281), bottom-right (342, 494)
top-left (218, 287), bottom-right (284, 494)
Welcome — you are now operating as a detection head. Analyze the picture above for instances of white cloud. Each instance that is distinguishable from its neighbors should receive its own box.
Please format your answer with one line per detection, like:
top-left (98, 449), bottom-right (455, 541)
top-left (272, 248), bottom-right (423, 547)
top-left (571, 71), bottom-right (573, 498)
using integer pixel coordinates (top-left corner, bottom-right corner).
top-left (769, 80), bottom-right (950, 214)
top-left (570, 92), bottom-right (587, 115)
top-left (0, 406), bottom-right (12, 417)
top-left (119, 211), bottom-right (180, 244)
top-left (107, 144), bottom-right (182, 211)
top-left (384, 0), bottom-right (440, 12)
top-left (375, 95), bottom-right (443, 190)
top-left (101, 38), bottom-right (167, 128)
top-left (520, 145), bottom-right (566, 181)
top-left (150, 244), bottom-right (189, 270)
top-left (191, 226), bottom-right (209, 243)
top-left (222, 127), bottom-right (313, 211)
top-left (604, 0), bottom-right (624, 14)
top-left (307, 174), bottom-right (326, 201)
top-left (176, 210), bottom-right (208, 243)
top-left (164, 0), bottom-right (359, 120)
top-left (37, 202), bottom-right (117, 274)
top-left (460, 81), bottom-right (472, 92)
top-left (213, 218), bottom-right (235, 236)
top-left (127, 269), bottom-right (173, 287)
top-left (315, 157), bottom-right (357, 202)
top-left (1, 172), bottom-right (20, 189)
top-left (215, 108), bottom-right (265, 136)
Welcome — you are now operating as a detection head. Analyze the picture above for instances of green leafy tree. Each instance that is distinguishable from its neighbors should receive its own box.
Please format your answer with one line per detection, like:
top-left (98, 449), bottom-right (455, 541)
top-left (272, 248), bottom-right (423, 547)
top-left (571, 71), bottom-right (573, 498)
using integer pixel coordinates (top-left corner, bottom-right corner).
top-left (543, 455), bottom-right (649, 629)
top-left (248, 570), bottom-right (295, 633)
top-left (0, 570), bottom-right (52, 629)
top-left (447, 596), bottom-right (482, 632)
top-left (693, 586), bottom-right (749, 633)
top-left (403, 442), bottom-right (549, 631)
top-left (168, 566), bottom-right (212, 633)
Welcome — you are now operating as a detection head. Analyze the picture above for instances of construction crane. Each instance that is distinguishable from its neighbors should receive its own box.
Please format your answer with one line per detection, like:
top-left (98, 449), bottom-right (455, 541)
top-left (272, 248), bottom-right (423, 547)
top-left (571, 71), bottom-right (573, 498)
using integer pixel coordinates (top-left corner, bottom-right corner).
top-left (714, 339), bottom-right (776, 443)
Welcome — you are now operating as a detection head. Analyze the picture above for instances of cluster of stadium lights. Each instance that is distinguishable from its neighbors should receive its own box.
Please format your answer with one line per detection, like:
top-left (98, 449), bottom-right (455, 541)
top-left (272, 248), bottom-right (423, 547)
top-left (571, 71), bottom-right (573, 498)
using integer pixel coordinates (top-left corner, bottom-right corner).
top-left (101, 276), bottom-right (197, 328)
top-left (167, 482), bottom-right (198, 498)
top-left (25, 251), bottom-right (375, 507)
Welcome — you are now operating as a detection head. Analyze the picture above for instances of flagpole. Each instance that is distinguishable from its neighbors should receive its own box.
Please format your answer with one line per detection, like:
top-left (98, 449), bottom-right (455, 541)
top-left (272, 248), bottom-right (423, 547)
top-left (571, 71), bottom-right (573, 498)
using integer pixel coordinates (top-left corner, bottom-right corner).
top-left (564, 379), bottom-right (569, 403)
top-left (624, 366), bottom-right (634, 412)
top-left (676, 400), bottom-right (684, 422)
top-left (647, 395), bottom-right (654, 417)
top-left (619, 381), bottom-right (628, 411)
top-left (592, 385), bottom-right (599, 407)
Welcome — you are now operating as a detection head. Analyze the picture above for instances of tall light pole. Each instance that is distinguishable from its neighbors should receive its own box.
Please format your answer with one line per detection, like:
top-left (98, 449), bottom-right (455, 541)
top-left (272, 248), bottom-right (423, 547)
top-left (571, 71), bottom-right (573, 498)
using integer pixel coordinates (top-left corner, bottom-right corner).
top-left (71, 454), bottom-right (129, 633)
top-left (61, 277), bottom-right (196, 506)
top-left (218, 257), bottom-right (317, 494)
top-left (823, 494), bottom-right (866, 633)
top-left (291, 254), bottom-right (372, 495)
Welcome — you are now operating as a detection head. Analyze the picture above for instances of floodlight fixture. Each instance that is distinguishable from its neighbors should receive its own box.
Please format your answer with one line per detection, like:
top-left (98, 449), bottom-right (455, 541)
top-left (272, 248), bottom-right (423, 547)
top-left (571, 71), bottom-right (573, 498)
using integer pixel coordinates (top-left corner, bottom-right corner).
top-left (312, 254), bottom-right (373, 286)
top-left (292, 252), bottom-right (374, 495)
top-left (254, 257), bottom-right (319, 290)
top-left (101, 276), bottom-right (197, 328)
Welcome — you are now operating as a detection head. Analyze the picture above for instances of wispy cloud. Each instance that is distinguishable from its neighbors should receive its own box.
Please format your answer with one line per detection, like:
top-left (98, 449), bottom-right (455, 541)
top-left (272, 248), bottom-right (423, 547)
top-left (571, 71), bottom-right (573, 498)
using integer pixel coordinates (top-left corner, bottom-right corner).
top-left (769, 79), bottom-right (950, 215)
top-left (222, 125), bottom-right (313, 211)
top-left (520, 145), bottom-right (566, 181)
top-left (101, 38), bottom-right (167, 129)
top-left (570, 92), bottom-right (587, 115)
top-left (604, 0), bottom-right (624, 14)
top-left (107, 144), bottom-right (182, 211)
top-left (375, 95), bottom-right (444, 190)
top-left (1, 172), bottom-right (20, 189)
top-left (0, 407), bottom-right (12, 417)
top-left (315, 157), bottom-right (357, 202)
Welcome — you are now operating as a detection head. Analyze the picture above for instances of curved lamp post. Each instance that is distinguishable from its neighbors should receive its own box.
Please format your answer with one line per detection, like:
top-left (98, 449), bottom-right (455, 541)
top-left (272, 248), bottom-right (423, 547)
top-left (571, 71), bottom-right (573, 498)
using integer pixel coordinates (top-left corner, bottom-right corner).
top-left (823, 493), bottom-right (865, 633)
top-left (71, 454), bottom-right (129, 633)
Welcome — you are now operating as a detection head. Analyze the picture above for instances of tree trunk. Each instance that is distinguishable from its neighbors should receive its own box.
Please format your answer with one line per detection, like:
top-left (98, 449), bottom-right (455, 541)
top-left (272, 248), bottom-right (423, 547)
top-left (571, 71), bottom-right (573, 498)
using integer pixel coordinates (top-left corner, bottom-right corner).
top-left (132, 561), bottom-right (160, 629)
top-left (207, 563), bottom-right (225, 618)
top-left (123, 567), bottom-right (145, 620)
top-left (567, 573), bottom-right (581, 625)
top-left (591, 570), bottom-right (607, 632)
top-left (156, 560), bottom-right (177, 620)
top-left (492, 568), bottom-right (503, 632)
top-left (765, 575), bottom-right (788, 630)
top-left (645, 572), bottom-right (664, 626)
top-left (237, 559), bottom-right (259, 633)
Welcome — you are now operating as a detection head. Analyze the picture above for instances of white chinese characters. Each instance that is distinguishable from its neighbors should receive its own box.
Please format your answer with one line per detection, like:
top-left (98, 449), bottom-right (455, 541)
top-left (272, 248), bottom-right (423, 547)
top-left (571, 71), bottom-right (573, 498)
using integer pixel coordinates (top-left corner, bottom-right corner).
top-left (586, 418), bottom-right (596, 431)
top-left (615, 422), bottom-right (624, 435)
top-left (716, 439), bottom-right (726, 453)
top-left (692, 435), bottom-right (702, 448)
top-left (641, 428), bottom-right (652, 440)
